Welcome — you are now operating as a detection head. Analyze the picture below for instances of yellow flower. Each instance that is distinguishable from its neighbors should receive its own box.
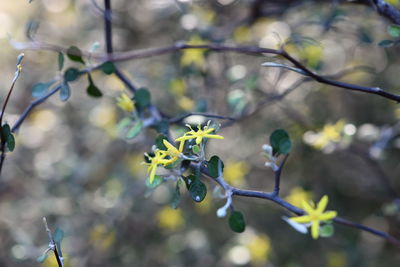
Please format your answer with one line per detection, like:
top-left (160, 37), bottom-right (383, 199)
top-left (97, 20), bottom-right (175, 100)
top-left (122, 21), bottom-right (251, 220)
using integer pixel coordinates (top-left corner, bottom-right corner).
top-left (247, 235), bottom-right (271, 265)
top-left (161, 139), bottom-right (184, 164)
top-left (157, 206), bottom-right (184, 230)
top-left (116, 93), bottom-right (135, 112)
top-left (285, 187), bottom-right (313, 207)
top-left (89, 224), bottom-right (116, 251)
top-left (312, 120), bottom-right (345, 149)
top-left (144, 150), bottom-right (171, 184)
top-left (181, 35), bottom-right (207, 68)
top-left (224, 161), bottom-right (250, 187)
top-left (290, 195), bottom-right (337, 239)
top-left (175, 124), bottom-right (224, 145)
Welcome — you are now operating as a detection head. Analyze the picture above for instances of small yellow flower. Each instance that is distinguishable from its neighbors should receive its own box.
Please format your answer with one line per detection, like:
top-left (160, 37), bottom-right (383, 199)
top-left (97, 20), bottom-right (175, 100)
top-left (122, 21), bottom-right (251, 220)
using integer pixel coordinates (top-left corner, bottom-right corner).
top-left (157, 206), bottom-right (184, 230)
top-left (181, 35), bottom-right (207, 68)
top-left (161, 139), bottom-right (184, 164)
top-left (290, 195), bottom-right (337, 239)
top-left (285, 187), bottom-right (313, 207)
top-left (116, 93), bottom-right (135, 112)
top-left (144, 150), bottom-right (171, 184)
top-left (175, 124), bottom-right (224, 145)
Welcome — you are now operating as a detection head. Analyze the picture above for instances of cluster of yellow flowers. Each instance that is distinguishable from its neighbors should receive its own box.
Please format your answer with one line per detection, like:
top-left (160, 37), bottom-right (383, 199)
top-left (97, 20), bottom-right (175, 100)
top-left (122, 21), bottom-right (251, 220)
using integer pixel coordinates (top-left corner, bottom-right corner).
top-left (144, 124), bottom-right (224, 184)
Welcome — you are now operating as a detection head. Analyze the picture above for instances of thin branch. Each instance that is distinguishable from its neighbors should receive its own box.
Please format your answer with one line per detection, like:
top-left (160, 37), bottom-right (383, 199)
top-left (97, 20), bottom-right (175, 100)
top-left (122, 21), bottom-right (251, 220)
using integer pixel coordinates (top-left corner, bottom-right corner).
top-left (372, 0), bottom-right (400, 25)
top-left (198, 160), bottom-right (400, 247)
top-left (103, 0), bottom-right (136, 93)
top-left (42, 217), bottom-right (63, 267)
top-left (272, 154), bottom-right (289, 196)
top-left (11, 85), bottom-right (61, 133)
top-left (12, 40), bottom-right (400, 102)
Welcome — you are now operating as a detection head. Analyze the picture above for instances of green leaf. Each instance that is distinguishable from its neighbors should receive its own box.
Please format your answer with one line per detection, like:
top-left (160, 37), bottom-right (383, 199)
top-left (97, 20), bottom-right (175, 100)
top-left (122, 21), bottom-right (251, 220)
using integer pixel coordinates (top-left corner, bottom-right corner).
top-left (53, 228), bottom-right (64, 244)
top-left (126, 120), bottom-right (143, 139)
top-left (192, 144), bottom-right (200, 154)
top-left (134, 88), bottom-right (151, 109)
top-left (189, 179), bottom-right (207, 202)
top-left (229, 211), bottom-right (246, 233)
top-left (66, 45), bottom-right (85, 64)
top-left (116, 117), bottom-right (132, 132)
top-left (378, 39), bottom-right (395, 48)
top-left (58, 52), bottom-right (64, 71)
top-left (145, 175), bottom-right (163, 189)
top-left (59, 82), bottom-right (71, 102)
top-left (36, 253), bottom-right (49, 263)
top-left (270, 129), bottom-right (292, 155)
top-left (155, 135), bottom-right (168, 150)
top-left (32, 80), bottom-right (56, 98)
top-left (171, 181), bottom-right (181, 209)
top-left (319, 224), bottom-right (334, 238)
top-left (86, 73), bottom-right (103, 97)
top-left (207, 155), bottom-right (224, 178)
top-left (6, 133), bottom-right (15, 152)
top-left (388, 25), bottom-right (400, 38)
top-left (101, 61), bottom-right (116, 75)
top-left (154, 119), bottom-right (169, 135)
top-left (64, 68), bottom-right (81, 82)
top-left (2, 124), bottom-right (15, 152)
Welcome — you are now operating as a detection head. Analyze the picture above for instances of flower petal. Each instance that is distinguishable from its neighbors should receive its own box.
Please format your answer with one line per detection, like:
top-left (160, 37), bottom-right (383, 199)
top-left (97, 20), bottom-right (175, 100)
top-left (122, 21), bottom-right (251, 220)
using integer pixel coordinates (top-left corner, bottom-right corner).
top-left (320, 211), bottom-right (337, 221)
top-left (291, 215), bottom-right (311, 223)
top-left (149, 165), bottom-right (157, 184)
top-left (317, 195), bottom-right (328, 213)
top-left (302, 200), bottom-right (315, 214)
top-left (311, 221), bottom-right (320, 239)
top-left (204, 134), bottom-right (224, 140)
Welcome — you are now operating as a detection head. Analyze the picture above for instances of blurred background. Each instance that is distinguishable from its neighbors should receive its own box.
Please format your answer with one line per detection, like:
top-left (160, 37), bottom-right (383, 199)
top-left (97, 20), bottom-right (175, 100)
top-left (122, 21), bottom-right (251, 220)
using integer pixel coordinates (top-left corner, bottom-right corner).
top-left (0, 0), bottom-right (400, 266)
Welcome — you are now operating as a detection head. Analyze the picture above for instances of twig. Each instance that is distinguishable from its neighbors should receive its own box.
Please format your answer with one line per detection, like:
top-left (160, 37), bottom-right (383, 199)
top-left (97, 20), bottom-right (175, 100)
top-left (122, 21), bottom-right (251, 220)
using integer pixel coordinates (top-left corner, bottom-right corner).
top-left (11, 85), bottom-right (61, 133)
top-left (42, 217), bottom-right (63, 267)
top-left (198, 160), bottom-right (400, 247)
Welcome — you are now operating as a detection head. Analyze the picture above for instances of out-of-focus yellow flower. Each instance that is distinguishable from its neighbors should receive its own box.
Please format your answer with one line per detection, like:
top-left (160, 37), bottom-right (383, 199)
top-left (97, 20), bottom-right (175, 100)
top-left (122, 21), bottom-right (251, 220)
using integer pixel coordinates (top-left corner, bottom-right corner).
top-left (193, 6), bottom-right (215, 25)
top-left (195, 193), bottom-right (212, 214)
top-left (233, 26), bottom-right (252, 43)
top-left (89, 224), bottom-right (116, 251)
top-left (312, 120), bottom-right (345, 149)
top-left (247, 235), bottom-right (271, 265)
top-left (175, 124), bottom-right (224, 145)
top-left (224, 161), bottom-right (250, 187)
top-left (157, 206), bottom-right (184, 230)
top-left (178, 96), bottom-right (195, 111)
top-left (126, 154), bottom-right (146, 177)
top-left (169, 78), bottom-right (187, 96)
top-left (291, 195), bottom-right (337, 239)
top-left (285, 187), bottom-right (313, 207)
top-left (300, 44), bottom-right (323, 69)
top-left (89, 104), bottom-right (118, 137)
top-left (387, 0), bottom-right (399, 5)
top-left (181, 35), bottom-right (207, 68)
top-left (116, 93), bottom-right (135, 112)
top-left (327, 252), bottom-right (347, 267)
top-left (42, 255), bottom-right (69, 267)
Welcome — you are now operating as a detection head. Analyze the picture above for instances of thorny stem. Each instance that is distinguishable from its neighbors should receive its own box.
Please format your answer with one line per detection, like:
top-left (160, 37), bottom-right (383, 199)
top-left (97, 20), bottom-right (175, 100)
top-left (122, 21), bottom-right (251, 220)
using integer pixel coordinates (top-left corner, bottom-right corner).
top-left (42, 218), bottom-right (63, 267)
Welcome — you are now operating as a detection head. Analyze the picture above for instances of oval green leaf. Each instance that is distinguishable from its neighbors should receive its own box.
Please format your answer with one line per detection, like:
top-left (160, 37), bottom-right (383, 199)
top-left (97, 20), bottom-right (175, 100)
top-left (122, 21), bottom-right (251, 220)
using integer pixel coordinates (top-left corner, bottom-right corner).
top-left (229, 211), bottom-right (246, 233)
top-left (64, 68), bottom-right (81, 82)
top-left (189, 180), bottom-right (207, 202)
top-left (66, 45), bottom-right (85, 64)
top-left (270, 129), bottom-right (292, 155)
